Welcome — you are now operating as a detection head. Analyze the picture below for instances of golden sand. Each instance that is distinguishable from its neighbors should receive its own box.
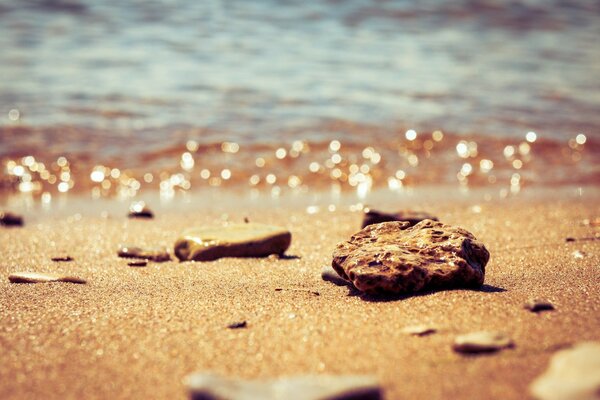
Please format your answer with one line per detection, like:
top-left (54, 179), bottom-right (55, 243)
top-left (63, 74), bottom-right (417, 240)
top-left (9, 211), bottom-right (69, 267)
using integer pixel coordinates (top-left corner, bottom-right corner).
top-left (0, 198), bottom-right (598, 399)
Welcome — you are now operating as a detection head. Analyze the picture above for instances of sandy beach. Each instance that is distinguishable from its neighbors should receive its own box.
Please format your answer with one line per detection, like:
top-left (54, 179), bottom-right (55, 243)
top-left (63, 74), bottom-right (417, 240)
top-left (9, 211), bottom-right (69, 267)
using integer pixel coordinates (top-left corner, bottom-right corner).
top-left (1, 193), bottom-right (598, 399)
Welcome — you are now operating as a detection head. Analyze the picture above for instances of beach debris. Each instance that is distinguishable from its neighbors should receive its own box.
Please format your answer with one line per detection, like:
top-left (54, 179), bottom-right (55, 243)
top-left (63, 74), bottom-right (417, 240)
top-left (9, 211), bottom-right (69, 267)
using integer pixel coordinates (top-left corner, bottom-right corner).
top-left (332, 220), bottom-right (489, 295)
top-left (401, 325), bottom-right (437, 336)
top-left (524, 298), bottom-right (555, 313)
top-left (174, 223), bottom-right (291, 262)
top-left (275, 288), bottom-right (320, 296)
top-left (321, 265), bottom-right (350, 286)
top-left (127, 260), bottom-right (148, 267)
top-left (128, 201), bottom-right (154, 219)
top-left (565, 236), bottom-right (599, 243)
top-left (8, 272), bottom-right (86, 284)
top-left (582, 218), bottom-right (600, 227)
top-left (0, 211), bottom-right (23, 227)
top-left (117, 244), bottom-right (171, 262)
top-left (572, 250), bottom-right (585, 259)
top-left (453, 331), bottom-right (513, 354)
top-left (185, 372), bottom-right (382, 400)
top-left (529, 342), bottom-right (600, 400)
top-left (227, 321), bottom-right (247, 329)
top-left (51, 254), bottom-right (73, 262)
top-left (361, 208), bottom-right (438, 228)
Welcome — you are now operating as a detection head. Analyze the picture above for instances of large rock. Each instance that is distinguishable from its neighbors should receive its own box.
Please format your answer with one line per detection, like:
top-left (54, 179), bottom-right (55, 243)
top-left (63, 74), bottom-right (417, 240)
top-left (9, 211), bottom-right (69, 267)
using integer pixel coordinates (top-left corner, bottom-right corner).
top-left (332, 220), bottom-right (489, 295)
top-left (530, 342), bottom-right (600, 400)
top-left (362, 209), bottom-right (438, 228)
top-left (174, 223), bottom-right (291, 262)
top-left (185, 373), bottom-right (382, 400)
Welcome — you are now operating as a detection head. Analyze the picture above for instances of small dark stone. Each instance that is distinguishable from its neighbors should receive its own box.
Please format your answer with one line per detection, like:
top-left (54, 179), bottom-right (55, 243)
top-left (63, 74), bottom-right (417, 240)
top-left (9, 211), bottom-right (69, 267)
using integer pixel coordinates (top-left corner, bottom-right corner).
top-left (524, 299), bottom-right (555, 313)
top-left (128, 201), bottom-right (154, 219)
top-left (227, 321), bottom-right (247, 329)
top-left (128, 260), bottom-right (148, 267)
top-left (51, 255), bottom-right (74, 262)
top-left (0, 211), bottom-right (24, 227)
top-left (565, 237), bottom-right (576, 242)
top-left (361, 209), bottom-right (438, 228)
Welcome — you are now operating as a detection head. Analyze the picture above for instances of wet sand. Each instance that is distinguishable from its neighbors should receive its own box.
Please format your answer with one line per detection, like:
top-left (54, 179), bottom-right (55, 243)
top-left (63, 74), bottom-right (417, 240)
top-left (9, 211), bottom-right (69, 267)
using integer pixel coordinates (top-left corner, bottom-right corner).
top-left (0, 196), bottom-right (599, 399)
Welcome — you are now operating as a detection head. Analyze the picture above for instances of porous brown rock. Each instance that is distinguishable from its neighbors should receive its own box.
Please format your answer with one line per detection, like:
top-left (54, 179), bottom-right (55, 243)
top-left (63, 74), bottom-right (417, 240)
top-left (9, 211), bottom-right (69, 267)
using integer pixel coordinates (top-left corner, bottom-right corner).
top-left (361, 209), bottom-right (438, 228)
top-left (332, 219), bottom-right (489, 295)
top-left (174, 223), bottom-right (291, 262)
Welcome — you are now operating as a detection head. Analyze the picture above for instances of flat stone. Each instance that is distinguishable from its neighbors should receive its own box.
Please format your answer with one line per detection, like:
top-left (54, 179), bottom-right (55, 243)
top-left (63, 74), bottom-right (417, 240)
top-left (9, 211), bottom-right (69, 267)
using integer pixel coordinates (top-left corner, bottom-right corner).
top-left (9, 272), bottom-right (86, 284)
top-left (401, 325), bottom-right (437, 336)
top-left (453, 331), bottom-right (513, 354)
top-left (0, 211), bottom-right (23, 226)
top-left (185, 373), bottom-right (382, 400)
top-left (128, 201), bottom-right (154, 219)
top-left (362, 208), bottom-right (438, 228)
top-left (174, 223), bottom-right (291, 262)
top-left (529, 342), bottom-right (600, 400)
top-left (117, 244), bottom-right (171, 262)
top-left (321, 266), bottom-right (351, 286)
top-left (524, 298), bottom-right (555, 313)
top-left (332, 220), bottom-right (489, 295)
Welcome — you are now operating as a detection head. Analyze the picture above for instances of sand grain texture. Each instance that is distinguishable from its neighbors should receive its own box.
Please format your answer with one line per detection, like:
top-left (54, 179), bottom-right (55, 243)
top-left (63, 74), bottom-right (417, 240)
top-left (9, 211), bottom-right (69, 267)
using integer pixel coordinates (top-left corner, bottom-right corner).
top-left (0, 198), bottom-right (599, 400)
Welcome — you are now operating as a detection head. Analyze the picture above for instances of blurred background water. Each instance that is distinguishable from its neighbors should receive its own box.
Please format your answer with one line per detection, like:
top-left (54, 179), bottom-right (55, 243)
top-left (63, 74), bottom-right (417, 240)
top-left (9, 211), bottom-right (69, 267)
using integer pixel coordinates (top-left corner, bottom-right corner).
top-left (0, 0), bottom-right (598, 201)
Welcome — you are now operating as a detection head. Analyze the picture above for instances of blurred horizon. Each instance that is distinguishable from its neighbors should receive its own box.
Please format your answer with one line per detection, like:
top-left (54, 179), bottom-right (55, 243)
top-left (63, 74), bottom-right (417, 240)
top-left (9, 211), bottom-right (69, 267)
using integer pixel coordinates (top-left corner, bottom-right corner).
top-left (0, 0), bottom-right (598, 200)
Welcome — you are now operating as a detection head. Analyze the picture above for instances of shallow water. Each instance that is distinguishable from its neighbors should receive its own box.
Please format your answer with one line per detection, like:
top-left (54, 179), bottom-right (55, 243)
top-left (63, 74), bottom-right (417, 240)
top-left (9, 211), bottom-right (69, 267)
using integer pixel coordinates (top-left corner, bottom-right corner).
top-left (0, 0), bottom-right (599, 201)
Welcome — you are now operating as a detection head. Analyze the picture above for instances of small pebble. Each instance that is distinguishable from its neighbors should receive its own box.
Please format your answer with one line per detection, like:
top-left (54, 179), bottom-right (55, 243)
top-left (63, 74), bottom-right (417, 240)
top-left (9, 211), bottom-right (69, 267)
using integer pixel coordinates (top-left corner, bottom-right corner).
top-left (128, 260), bottom-right (148, 267)
top-left (582, 218), bottom-right (600, 227)
top-left (453, 331), bottom-right (514, 354)
top-left (529, 342), bottom-right (600, 400)
top-left (321, 266), bottom-right (350, 286)
top-left (227, 321), bottom-right (247, 329)
top-left (9, 272), bottom-right (86, 284)
top-left (0, 211), bottom-right (23, 226)
top-left (565, 237), bottom-right (576, 242)
top-left (127, 201), bottom-right (154, 219)
top-left (401, 325), bottom-right (437, 336)
top-left (524, 299), bottom-right (555, 313)
top-left (51, 255), bottom-right (73, 262)
top-left (186, 372), bottom-right (382, 400)
top-left (118, 244), bottom-right (171, 262)
top-left (572, 250), bottom-right (585, 259)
